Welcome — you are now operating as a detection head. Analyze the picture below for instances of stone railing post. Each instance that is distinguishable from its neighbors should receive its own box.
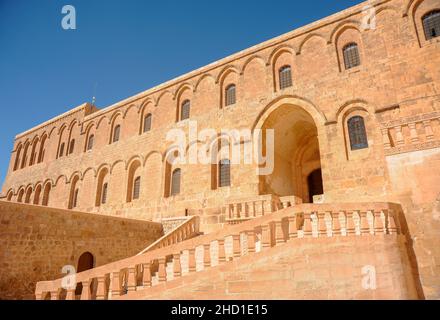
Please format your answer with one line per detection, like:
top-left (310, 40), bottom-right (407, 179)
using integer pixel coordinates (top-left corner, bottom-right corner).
top-left (203, 244), bottom-right (211, 268)
top-left (173, 254), bottom-right (182, 278)
top-left (261, 224), bottom-right (271, 250)
top-left (188, 249), bottom-right (196, 273)
top-left (142, 263), bottom-right (152, 288)
top-left (96, 275), bottom-right (107, 300)
top-left (374, 210), bottom-right (384, 234)
top-left (111, 271), bottom-right (121, 298)
top-left (218, 239), bottom-right (226, 263)
top-left (126, 267), bottom-right (137, 292)
top-left (246, 230), bottom-right (256, 253)
top-left (287, 214), bottom-right (298, 239)
top-left (274, 220), bottom-right (285, 245)
top-left (80, 280), bottom-right (91, 300)
top-left (232, 234), bottom-right (241, 258)
top-left (158, 258), bottom-right (167, 282)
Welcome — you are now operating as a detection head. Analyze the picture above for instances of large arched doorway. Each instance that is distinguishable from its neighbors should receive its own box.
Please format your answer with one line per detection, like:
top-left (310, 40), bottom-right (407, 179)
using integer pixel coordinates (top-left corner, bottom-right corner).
top-left (258, 101), bottom-right (324, 203)
top-left (75, 252), bottom-right (94, 296)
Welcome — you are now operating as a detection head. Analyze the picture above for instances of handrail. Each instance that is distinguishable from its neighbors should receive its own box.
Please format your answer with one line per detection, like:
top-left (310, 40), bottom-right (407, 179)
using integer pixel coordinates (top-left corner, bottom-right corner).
top-left (35, 202), bottom-right (404, 300)
top-left (136, 216), bottom-right (200, 256)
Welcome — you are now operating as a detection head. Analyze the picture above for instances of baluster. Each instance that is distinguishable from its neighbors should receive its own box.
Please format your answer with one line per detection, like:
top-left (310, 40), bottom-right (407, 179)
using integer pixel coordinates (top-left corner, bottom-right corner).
top-left (232, 234), bottom-right (241, 258)
top-left (331, 211), bottom-right (341, 236)
top-left (158, 258), bottom-right (167, 282)
top-left (395, 126), bottom-right (404, 146)
top-left (126, 267), bottom-right (137, 292)
top-left (317, 212), bottom-right (327, 237)
top-left (188, 249), bottom-right (196, 272)
top-left (346, 211), bottom-right (356, 236)
top-left (387, 210), bottom-right (398, 235)
top-left (173, 254), bottom-right (182, 278)
top-left (381, 128), bottom-right (391, 149)
top-left (50, 288), bottom-right (61, 300)
top-left (261, 224), bottom-right (271, 250)
top-left (218, 239), bottom-right (226, 263)
top-left (287, 214), bottom-right (298, 239)
top-left (274, 220), bottom-right (285, 245)
top-left (203, 244), bottom-right (211, 268)
top-left (408, 123), bottom-right (419, 143)
top-left (423, 120), bottom-right (434, 141)
top-left (66, 288), bottom-right (76, 300)
top-left (360, 211), bottom-right (370, 235)
top-left (374, 210), bottom-right (384, 235)
top-left (80, 280), bottom-right (91, 300)
top-left (246, 230), bottom-right (256, 253)
top-left (96, 275), bottom-right (107, 300)
top-left (303, 213), bottom-right (313, 237)
top-left (339, 211), bottom-right (347, 236)
top-left (142, 263), bottom-right (152, 287)
top-left (34, 290), bottom-right (44, 300)
top-left (111, 271), bottom-right (122, 297)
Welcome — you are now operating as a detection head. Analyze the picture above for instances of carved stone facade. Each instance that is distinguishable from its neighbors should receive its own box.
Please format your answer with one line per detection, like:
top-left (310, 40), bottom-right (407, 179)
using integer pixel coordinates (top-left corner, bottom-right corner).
top-left (1, 0), bottom-right (440, 299)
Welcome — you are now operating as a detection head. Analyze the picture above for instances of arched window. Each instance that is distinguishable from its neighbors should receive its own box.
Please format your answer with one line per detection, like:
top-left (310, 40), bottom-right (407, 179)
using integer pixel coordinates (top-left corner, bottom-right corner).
top-left (7, 191), bottom-right (13, 201)
top-left (343, 43), bottom-right (361, 70)
top-left (42, 184), bottom-right (51, 206)
top-left (87, 134), bottom-right (94, 151)
top-left (180, 100), bottom-right (190, 121)
top-left (348, 116), bottom-right (368, 150)
top-left (72, 188), bottom-right (79, 208)
top-left (25, 188), bottom-right (32, 204)
top-left (133, 176), bottom-right (141, 200)
top-left (423, 10), bottom-right (440, 40)
top-left (69, 139), bottom-right (75, 155)
top-left (219, 159), bottom-right (231, 187)
top-left (279, 66), bottom-right (293, 89)
top-left (143, 114), bottom-right (152, 133)
top-left (59, 143), bottom-right (65, 158)
top-left (17, 189), bottom-right (24, 203)
top-left (38, 135), bottom-right (47, 163)
top-left (112, 125), bottom-right (120, 143)
top-left (14, 145), bottom-right (22, 171)
top-left (101, 183), bottom-right (108, 204)
top-left (33, 185), bottom-right (42, 205)
top-left (225, 84), bottom-right (236, 106)
top-left (170, 168), bottom-right (181, 196)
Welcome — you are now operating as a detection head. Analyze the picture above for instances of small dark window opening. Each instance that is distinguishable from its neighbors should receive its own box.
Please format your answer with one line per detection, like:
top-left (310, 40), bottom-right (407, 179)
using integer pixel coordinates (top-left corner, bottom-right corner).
top-left (59, 143), bottom-right (65, 157)
top-left (69, 140), bottom-right (75, 154)
top-left (87, 135), bottom-right (94, 151)
top-left (133, 176), bottom-right (141, 200)
top-left (170, 168), bottom-right (181, 196)
top-left (279, 66), bottom-right (293, 89)
top-left (143, 114), bottom-right (152, 133)
top-left (219, 159), bottom-right (231, 187)
top-left (73, 188), bottom-right (79, 208)
top-left (101, 183), bottom-right (108, 204)
top-left (180, 100), bottom-right (190, 121)
top-left (113, 125), bottom-right (120, 143)
top-left (423, 10), bottom-right (440, 40)
top-left (348, 116), bottom-right (369, 150)
top-left (343, 43), bottom-right (361, 70)
top-left (225, 84), bottom-right (236, 106)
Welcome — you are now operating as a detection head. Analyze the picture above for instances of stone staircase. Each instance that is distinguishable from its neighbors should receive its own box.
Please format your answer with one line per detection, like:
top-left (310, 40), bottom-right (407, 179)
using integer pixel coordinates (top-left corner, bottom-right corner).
top-left (35, 202), bottom-right (419, 300)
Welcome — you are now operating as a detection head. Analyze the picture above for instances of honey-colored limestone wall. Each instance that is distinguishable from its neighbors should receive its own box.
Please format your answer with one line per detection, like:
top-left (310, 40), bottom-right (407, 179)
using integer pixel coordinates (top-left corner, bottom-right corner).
top-left (120, 235), bottom-right (420, 300)
top-left (0, 201), bottom-right (163, 299)
top-left (1, 0), bottom-right (440, 299)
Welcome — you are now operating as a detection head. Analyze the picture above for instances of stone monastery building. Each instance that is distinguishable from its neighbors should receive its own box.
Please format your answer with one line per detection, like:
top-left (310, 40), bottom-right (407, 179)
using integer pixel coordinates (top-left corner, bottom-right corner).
top-left (1, 0), bottom-right (439, 300)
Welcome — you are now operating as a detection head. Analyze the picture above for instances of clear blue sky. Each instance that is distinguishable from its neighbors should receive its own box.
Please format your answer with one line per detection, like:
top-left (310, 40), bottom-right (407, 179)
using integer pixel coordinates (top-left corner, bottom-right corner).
top-left (0, 0), bottom-right (363, 185)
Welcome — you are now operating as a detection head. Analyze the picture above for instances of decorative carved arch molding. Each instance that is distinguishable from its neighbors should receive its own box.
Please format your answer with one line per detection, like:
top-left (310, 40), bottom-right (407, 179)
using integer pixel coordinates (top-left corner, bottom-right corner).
top-left (296, 33), bottom-right (329, 55)
top-left (266, 45), bottom-right (296, 92)
top-left (331, 21), bottom-right (364, 72)
top-left (335, 100), bottom-right (377, 161)
top-left (216, 65), bottom-right (240, 109)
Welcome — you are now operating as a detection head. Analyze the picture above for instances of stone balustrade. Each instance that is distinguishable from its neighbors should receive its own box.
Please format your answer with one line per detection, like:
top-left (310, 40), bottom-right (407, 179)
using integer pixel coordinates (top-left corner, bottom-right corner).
top-left (381, 111), bottom-right (440, 156)
top-left (35, 202), bottom-right (404, 300)
top-left (224, 194), bottom-right (282, 224)
top-left (137, 216), bottom-right (200, 255)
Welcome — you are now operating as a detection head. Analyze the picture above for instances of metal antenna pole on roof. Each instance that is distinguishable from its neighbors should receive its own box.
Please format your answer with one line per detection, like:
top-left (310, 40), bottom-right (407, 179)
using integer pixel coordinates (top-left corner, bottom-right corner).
top-left (91, 82), bottom-right (98, 106)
